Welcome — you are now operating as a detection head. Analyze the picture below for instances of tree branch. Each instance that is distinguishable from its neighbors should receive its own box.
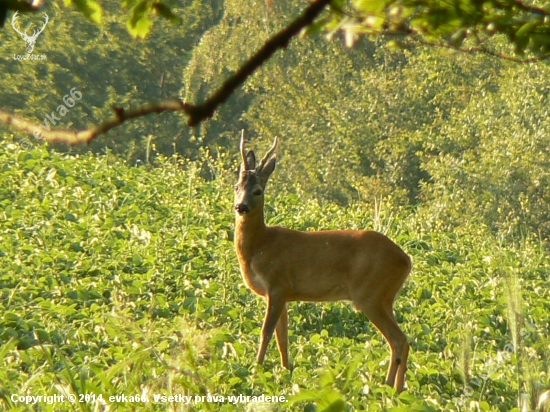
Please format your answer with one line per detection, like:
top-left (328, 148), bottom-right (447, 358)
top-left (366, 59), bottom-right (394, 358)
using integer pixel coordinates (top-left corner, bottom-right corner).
top-left (0, 99), bottom-right (186, 145)
top-left (510, 0), bottom-right (547, 16)
top-left (0, 0), bottom-right (333, 145)
top-left (185, 0), bottom-right (333, 126)
top-left (329, 2), bottom-right (550, 63)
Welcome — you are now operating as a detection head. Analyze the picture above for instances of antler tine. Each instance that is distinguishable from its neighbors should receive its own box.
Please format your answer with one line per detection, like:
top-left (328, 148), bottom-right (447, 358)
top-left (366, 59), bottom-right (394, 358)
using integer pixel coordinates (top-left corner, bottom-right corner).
top-left (11, 12), bottom-right (24, 36)
top-left (258, 136), bottom-right (278, 170)
top-left (30, 13), bottom-right (48, 38)
top-left (38, 13), bottom-right (48, 35)
top-left (240, 130), bottom-right (248, 171)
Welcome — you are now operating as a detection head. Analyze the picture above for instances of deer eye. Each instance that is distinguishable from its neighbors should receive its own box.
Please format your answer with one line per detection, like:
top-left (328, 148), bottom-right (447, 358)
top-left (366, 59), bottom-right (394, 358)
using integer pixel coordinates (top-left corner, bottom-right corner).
top-left (234, 185), bottom-right (239, 191)
top-left (253, 189), bottom-right (263, 196)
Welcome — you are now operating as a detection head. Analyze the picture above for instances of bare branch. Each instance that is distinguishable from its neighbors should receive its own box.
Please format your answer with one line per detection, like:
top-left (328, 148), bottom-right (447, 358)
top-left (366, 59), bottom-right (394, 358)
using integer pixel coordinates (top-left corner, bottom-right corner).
top-left (0, 99), bottom-right (185, 145)
top-left (0, 0), bottom-right (333, 145)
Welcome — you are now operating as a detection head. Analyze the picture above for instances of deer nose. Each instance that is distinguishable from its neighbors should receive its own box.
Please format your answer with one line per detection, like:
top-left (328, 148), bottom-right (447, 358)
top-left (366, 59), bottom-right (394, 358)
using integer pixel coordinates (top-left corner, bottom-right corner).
top-left (235, 203), bottom-right (250, 214)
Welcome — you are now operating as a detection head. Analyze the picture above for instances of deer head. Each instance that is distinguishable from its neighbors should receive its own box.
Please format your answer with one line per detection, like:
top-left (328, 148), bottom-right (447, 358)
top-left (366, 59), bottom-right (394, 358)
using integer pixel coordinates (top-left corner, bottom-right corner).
top-left (234, 130), bottom-right (278, 216)
top-left (12, 11), bottom-right (49, 54)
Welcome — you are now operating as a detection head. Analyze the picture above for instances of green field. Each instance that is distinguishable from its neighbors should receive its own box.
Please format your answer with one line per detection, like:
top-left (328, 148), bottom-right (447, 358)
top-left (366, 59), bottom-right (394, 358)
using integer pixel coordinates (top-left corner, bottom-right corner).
top-left (1, 139), bottom-right (548, 411)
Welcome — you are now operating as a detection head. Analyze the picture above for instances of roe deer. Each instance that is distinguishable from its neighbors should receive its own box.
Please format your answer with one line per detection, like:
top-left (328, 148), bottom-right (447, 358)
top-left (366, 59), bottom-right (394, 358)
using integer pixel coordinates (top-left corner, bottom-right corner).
top-left (233, 132), bottom-right (411, 392)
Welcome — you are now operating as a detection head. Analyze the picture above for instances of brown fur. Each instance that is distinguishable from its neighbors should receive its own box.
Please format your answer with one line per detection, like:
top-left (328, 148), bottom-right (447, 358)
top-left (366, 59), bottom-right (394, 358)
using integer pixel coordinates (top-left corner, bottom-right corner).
top-left (234, 135), bottom-right (411, 392)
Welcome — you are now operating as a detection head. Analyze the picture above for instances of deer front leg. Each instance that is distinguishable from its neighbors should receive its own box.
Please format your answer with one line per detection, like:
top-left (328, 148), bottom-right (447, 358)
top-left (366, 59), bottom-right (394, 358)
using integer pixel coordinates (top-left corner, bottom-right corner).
top-left (257, 292), bottom-right (286, 365)
top-left (275, 303), bottom-right (289, 368)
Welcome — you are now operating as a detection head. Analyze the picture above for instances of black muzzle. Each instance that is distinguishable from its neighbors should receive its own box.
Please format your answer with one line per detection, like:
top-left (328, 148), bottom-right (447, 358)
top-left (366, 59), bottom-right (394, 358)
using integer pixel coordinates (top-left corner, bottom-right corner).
top-left (235, 204), bottom-right (250, 214)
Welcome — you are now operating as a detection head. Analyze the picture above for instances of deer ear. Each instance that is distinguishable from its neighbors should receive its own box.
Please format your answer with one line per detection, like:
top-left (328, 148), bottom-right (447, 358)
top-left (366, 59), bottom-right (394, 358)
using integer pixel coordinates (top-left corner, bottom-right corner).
top-left (259, 156), bottom-right (276, 180)
top-left (246, 150), bottom-right (256, 170)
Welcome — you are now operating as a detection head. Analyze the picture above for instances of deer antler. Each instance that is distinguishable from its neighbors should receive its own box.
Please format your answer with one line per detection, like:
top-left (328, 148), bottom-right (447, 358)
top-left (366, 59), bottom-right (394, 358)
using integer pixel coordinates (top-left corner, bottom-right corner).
top-left (11, 12), bottom-right (26, 38)
top-left (240, 130), bottom-right (248, 170)
top-left (257, 136), bottom-right (278, 171)
top-left (32, 13), bottom-right (48, 39)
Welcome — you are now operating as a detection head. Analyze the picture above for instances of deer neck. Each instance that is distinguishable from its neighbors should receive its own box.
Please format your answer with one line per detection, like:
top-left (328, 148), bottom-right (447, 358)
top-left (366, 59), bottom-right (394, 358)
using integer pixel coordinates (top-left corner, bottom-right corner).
top-left (235, 207), bottom-right (267, 258)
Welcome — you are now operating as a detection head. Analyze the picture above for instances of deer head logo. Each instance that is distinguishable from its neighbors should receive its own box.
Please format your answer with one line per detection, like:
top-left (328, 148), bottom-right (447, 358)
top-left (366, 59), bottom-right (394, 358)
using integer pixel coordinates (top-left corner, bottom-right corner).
top-left (11, 11), bottom-right (49, 54)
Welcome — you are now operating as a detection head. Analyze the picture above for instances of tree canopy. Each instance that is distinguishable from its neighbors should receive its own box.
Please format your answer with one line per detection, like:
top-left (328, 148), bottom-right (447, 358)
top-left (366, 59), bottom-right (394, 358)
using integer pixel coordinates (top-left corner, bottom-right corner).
top-left (8, 0), bottom-right (549, 61)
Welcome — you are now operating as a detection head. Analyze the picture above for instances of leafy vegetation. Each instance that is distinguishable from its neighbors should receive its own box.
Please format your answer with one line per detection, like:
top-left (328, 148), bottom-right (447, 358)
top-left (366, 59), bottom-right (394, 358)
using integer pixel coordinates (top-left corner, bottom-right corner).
top-left (327, 0), bottom-right (550, 60)
top-left (0, 139), bottom-right (548, 411)
top-left (4, 0), bottom-right (550, 238)
top-left (0, 0), bottom-right (223, 159)
top-left (7, 0), bottom-right (550, 61)
top-left (1, 0), bottom-right (550, 410)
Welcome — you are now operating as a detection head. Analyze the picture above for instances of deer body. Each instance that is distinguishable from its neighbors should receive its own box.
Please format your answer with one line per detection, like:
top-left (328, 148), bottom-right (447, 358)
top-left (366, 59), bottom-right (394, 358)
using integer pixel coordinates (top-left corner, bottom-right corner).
top-left (234, 133), bottom-right (411, 392)
top-left (236, 224), bottom-right (409, 302)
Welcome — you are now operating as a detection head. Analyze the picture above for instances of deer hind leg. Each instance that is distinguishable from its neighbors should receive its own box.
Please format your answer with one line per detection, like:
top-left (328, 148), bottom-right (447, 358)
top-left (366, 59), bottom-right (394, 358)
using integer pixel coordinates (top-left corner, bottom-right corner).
top-left (355, 300), bottom-right (409, 392)
top-left (395, 336), bottom-right (409, 392)
top-left (257, 292), bottom-right (286, 365)
top-left (275, 303), bottom-right (289, 369)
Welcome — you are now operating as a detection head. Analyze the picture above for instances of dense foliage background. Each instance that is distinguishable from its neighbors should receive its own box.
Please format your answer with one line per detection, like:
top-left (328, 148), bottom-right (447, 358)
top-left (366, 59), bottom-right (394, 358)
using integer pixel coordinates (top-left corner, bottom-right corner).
top-left (0, 0), bottom-right (549, 410)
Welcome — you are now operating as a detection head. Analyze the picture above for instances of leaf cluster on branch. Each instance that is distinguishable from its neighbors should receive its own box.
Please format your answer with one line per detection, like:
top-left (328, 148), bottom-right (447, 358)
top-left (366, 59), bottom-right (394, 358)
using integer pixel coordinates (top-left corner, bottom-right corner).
top-left (326, 0), bottom-right (550, 61)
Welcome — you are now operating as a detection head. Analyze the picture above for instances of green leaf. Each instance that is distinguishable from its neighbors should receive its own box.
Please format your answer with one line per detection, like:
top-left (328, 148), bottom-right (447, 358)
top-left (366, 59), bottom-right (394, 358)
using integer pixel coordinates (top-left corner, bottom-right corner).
top-left (127, 0), bottom-right (154, 39)
top-left (35, 329), bottom-right (51, 342)
top-left (4, 313), bottom-right (21, 323)
top-left (320, 399), bottom-right (346, 412)
top-left (480, 401), bottom-right (491, 411)
top-left (516, 21), bottom-right (539, 38)
top-left (70, 242), bottom-right (84, 252)
top-left (71, 0), bottom-right (103, 24)
top-left (354, 0), bottom-right (389, 14)
top-left (65, 213), bottom-right (78, 222)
